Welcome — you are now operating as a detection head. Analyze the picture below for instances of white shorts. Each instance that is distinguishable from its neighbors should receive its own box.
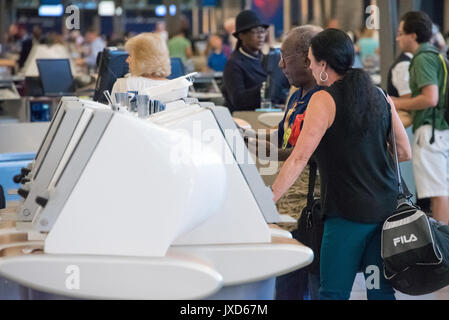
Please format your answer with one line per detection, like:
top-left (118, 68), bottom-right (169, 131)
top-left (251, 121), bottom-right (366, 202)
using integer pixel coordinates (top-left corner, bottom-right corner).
top-left (412, 125), bottom-right (449, 199)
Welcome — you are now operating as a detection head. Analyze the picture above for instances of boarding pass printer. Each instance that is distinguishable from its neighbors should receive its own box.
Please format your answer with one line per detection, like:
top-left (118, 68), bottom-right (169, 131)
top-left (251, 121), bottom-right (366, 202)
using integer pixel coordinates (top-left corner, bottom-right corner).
top-left (0, 95), bottom-right (312, 299)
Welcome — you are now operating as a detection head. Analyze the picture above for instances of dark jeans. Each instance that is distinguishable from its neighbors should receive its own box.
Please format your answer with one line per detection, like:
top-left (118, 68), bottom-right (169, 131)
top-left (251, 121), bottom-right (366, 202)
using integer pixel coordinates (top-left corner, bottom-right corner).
top-left (319, 217), bottom-right (396, 300)
top-left (275, 270), bottom-right (320, 300)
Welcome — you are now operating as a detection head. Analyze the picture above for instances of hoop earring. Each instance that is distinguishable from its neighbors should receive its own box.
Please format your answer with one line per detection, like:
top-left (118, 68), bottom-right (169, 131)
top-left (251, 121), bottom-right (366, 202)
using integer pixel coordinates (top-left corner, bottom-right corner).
top-left (319, 71), bottom-right (329, 82)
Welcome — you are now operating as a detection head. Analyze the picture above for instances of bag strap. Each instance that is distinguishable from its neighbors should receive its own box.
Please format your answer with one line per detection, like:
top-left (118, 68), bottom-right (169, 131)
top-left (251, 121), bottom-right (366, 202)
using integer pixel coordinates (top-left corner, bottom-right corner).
top-left (378, 88), bottom-right (412, 200)
top-left (306, 159), bottom-right (318, 210)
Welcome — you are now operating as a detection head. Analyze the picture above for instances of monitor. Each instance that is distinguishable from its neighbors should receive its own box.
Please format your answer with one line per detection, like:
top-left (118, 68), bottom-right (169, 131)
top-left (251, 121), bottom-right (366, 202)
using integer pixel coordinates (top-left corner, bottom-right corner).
top-left (36, 59), bottom-right (76, 96)
top-left (94, 52), bottom-right (186, 103)
top-left (262, 49), bottom-right (290, 105)
top-left (93, 47), bottom-right (129, 104)
top-left (167, 57), bottom-right (185, 80)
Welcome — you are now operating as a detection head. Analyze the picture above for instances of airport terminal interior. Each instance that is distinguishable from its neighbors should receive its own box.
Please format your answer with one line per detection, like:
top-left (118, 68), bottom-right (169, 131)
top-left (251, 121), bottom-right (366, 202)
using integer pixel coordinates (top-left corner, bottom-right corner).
top-left (1, 0), bottom-right (449, 301)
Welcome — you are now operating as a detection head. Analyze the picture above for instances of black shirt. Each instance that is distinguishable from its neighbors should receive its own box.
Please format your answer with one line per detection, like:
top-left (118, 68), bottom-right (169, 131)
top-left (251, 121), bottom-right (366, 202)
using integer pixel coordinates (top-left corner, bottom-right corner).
top-left (221, 48), bottom-right (267, 113)
top-left (315, 80), bottom-right (398, 224)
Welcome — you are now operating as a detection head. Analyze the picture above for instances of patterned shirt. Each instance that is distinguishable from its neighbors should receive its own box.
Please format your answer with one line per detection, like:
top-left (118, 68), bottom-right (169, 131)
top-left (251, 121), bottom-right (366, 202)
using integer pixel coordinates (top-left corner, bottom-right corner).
top-left (277, 86), bottom-right (322, 149)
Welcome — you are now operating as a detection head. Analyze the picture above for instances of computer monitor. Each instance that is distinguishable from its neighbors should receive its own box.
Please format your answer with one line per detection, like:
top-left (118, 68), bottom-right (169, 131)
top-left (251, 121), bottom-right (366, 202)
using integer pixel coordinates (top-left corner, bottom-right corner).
top-left (94, 52), bottom-right (186, 103)
top-left (36, 59), bottom-right (76, 97)
top-left (93, 47), bottom-right (129, 104)
top-left (167, 57), bottom-right (185, 80)
top-left (262, 49), bottom-right (290, 105)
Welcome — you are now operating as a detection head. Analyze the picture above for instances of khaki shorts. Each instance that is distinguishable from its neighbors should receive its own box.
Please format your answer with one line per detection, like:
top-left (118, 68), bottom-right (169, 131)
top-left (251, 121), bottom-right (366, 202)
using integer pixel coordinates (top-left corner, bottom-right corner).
top-left (412, 125), bottom-right (449, 199)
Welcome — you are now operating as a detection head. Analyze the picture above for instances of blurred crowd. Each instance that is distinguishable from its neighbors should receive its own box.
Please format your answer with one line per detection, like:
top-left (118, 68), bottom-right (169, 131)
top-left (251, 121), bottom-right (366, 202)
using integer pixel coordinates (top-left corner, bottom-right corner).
top-left (1, 14), bottom-right (448, 81)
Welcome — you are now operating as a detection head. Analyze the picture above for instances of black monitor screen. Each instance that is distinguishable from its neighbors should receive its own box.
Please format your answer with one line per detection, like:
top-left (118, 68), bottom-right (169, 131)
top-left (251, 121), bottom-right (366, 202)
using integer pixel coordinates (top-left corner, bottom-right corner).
top-left (37, 59), bottom-right (75, 96)
top-left (262, 49), bottom-right (290, 105)
top-left (94, 48), bottom-right (129, 104)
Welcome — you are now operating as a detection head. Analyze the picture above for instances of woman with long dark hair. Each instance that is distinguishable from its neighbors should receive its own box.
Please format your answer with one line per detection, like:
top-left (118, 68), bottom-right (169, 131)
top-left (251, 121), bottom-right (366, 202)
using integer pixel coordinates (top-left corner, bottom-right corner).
top-left (271, 29), bottom-right (412, 300)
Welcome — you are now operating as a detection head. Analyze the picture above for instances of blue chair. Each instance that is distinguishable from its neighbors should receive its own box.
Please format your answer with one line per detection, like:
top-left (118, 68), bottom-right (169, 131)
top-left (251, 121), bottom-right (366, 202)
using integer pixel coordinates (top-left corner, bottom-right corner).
top-left (167, 57), bottom-right (185, 80)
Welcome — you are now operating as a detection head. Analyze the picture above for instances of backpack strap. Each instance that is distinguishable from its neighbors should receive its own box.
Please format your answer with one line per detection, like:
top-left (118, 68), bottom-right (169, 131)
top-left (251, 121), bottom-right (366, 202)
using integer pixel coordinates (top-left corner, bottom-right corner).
top-left (378, 88), bottom-right (414, 200)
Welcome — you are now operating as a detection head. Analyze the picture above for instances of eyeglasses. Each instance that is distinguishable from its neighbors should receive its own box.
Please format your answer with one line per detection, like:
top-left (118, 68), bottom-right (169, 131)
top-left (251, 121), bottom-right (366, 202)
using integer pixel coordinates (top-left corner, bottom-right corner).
top-left (248, 27), bottom-right (267, 36)
top-left (280, 53), bottom-right (310, 66)
top-left (280, 53), bottom-right (299, 64)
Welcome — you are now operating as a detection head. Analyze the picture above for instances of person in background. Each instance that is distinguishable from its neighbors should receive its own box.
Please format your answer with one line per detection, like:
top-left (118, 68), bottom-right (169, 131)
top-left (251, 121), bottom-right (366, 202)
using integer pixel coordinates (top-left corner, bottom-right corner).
top-left (206, 35), bottom-right (228, 72)
top-left (326, 19), bottom-right (340, 30)
top-left (18, 25), bottom-right (42, 69)
top-left (392, 11), bottom-right (449, 225)
top-left (430, 24), bottom-right (448, 57)
top-left (388, 25), bottom-right (413, 125)
top-left (271, 28), bottom-right (411, 300)
top-left (5, 24), bottom-right (26, 57)
top-left (356, 27), bottom-right (380, 67)
top-left (77, 27), bottom-right (105, 70)
top-left (387, 52), bottom-right (412, 100)
top-left (221, 10), bottom-right (268, 113)
top-left (111, 33), bottom-right (171, 100)
top-left (155, 21), bottom-right (168, 42)
top-left (167, 29), bottom-right (193, 64)
top-left (387, 36), bottom-right (414, 158)
top-left (66, 30), bottom-right (84, 59)
top-left (222, 17), bottom-right (237, 56)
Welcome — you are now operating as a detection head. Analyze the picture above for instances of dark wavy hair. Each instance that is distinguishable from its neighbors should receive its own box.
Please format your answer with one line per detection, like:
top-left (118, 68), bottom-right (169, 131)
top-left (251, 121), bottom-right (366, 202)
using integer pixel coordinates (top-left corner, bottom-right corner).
top-left (401, 11), bottom-right (433, 44)
top-left (310, 28), bottom-right (383, 135)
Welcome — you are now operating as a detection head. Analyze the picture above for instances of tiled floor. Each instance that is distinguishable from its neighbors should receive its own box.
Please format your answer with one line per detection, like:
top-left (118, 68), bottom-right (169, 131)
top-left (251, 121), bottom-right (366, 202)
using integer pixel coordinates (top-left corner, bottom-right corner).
top-left (350, 273), bottom-right (449, 300)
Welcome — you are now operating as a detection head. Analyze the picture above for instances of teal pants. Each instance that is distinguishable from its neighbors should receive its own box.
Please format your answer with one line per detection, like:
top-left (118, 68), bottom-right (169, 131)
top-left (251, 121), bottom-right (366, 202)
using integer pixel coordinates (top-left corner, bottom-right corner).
top-left (319, 217), bottom-right (396, 300)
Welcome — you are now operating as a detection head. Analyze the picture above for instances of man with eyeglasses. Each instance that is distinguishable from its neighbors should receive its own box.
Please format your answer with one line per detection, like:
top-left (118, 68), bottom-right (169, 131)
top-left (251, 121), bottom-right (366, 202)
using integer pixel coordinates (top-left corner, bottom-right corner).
top-left (242, 25), bottom-right (323, 300)
top-left (221, 10), bottom-right (269, 113)
top-left (392, 11), bottom-right (449, 225)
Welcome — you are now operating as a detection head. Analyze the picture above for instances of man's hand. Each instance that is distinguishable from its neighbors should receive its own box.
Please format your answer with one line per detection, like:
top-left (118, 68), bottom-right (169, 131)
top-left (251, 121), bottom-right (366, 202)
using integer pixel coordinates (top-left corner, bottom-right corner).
top-left (391, 85), bottom-right (439, 111)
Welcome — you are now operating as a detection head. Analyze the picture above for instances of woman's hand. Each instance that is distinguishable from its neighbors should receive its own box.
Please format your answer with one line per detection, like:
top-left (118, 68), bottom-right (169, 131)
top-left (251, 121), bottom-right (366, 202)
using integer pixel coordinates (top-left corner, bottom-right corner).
top-left (271, 91), bottom-right (336, 202)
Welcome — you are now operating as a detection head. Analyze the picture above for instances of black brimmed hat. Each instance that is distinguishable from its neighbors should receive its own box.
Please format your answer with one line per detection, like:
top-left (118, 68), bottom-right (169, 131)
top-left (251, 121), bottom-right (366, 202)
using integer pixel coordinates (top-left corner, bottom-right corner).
top-left (233, 10), bottom-right (269, 38)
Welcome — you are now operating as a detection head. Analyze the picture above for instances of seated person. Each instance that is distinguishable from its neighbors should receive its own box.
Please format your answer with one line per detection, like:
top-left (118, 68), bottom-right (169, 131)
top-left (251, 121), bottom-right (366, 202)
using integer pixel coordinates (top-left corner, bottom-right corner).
top-left (111, 32), bottom-right (171, 100)
top-left (206, 34), bottom-right (228, 72)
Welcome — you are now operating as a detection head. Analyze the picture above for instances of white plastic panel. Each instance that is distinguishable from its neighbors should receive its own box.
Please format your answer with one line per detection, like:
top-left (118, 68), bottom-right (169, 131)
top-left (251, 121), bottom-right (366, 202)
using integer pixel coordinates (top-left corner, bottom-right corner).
top-left (45, 112), bottom-right (226, 257)
top-left (168, 109), bottom-right (272, 246)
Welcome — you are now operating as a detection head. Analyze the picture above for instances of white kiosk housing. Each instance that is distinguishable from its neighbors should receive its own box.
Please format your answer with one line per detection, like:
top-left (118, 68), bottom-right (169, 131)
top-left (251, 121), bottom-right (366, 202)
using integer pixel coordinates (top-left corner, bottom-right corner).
top-left (0, 93), bottom-right (312, 299)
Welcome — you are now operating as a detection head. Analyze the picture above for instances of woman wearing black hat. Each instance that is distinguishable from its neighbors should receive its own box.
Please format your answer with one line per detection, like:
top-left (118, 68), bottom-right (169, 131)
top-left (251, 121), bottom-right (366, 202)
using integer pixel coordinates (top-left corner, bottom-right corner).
top-left (221, 10), bottom-right (269, 113)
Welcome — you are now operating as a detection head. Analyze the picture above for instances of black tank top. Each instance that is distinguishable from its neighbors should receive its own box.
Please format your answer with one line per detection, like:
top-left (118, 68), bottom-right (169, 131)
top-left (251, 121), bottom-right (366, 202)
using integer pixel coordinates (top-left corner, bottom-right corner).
top-left (315, 80), bottom-right (398, 224)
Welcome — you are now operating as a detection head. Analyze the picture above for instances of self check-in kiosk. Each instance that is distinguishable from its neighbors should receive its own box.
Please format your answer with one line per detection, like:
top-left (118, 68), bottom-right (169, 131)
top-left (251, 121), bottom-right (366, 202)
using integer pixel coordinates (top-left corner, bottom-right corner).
top-left (0, 77), bottom-right (313, 299)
